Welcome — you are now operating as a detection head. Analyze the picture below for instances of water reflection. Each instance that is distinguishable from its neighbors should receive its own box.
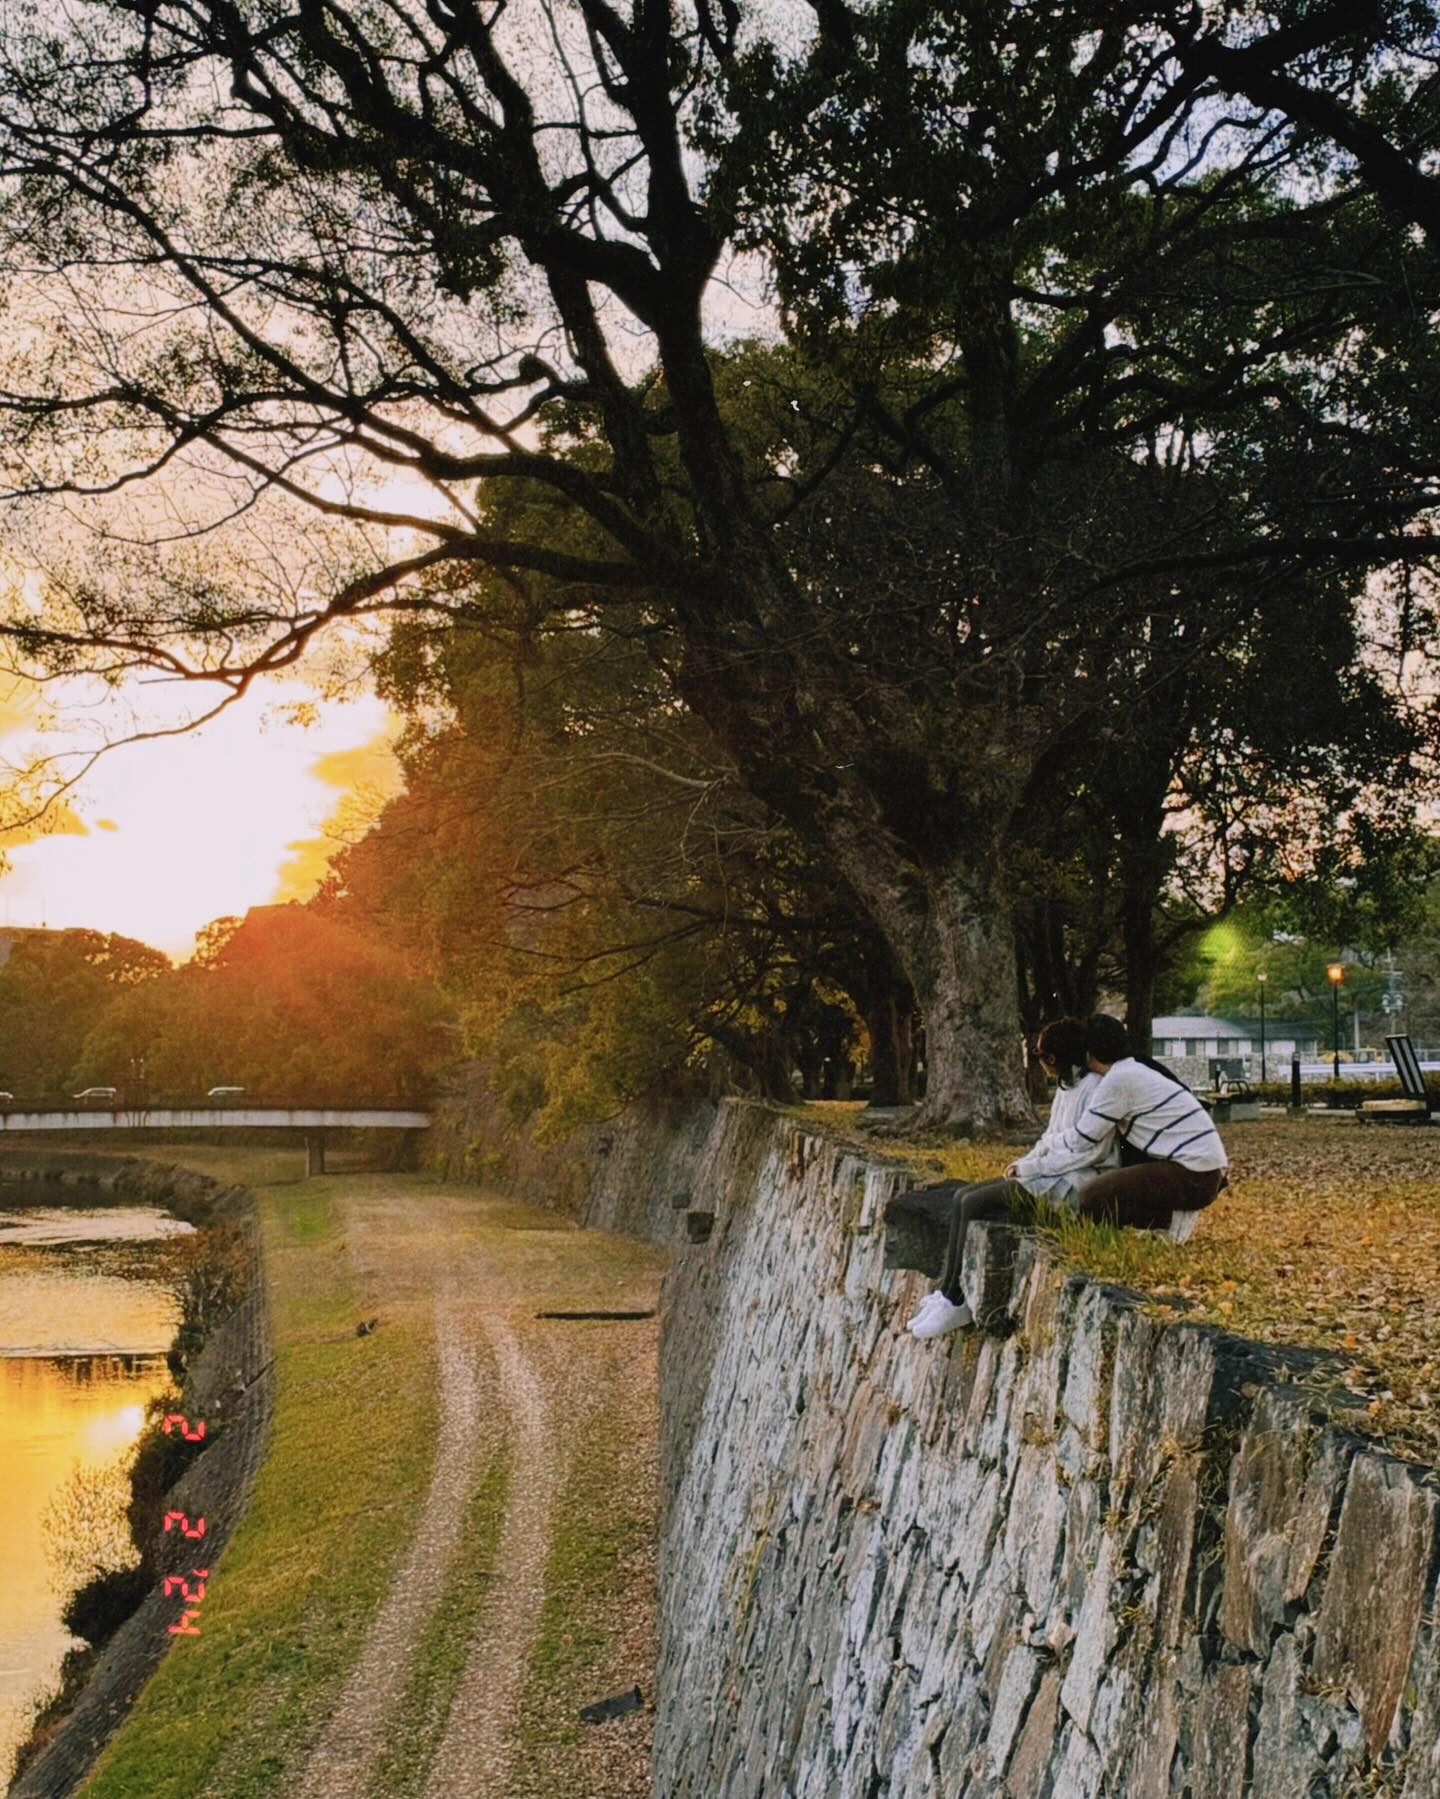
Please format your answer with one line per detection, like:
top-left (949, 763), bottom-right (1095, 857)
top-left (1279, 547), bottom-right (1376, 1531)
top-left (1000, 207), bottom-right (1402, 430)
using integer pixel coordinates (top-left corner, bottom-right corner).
top-left (0, 1194), bottom-right (185, 1788)
top-left (0, 1207), bottom-right (193, 1247)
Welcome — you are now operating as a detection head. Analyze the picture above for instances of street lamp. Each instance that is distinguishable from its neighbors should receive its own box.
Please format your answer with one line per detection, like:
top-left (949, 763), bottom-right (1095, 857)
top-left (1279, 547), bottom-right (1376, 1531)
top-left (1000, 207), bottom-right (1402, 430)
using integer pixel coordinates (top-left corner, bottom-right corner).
top-left (1326, 962), bottom-right (1345, 1083)
top-left (1257, 972), bottom-right (1267, 1084)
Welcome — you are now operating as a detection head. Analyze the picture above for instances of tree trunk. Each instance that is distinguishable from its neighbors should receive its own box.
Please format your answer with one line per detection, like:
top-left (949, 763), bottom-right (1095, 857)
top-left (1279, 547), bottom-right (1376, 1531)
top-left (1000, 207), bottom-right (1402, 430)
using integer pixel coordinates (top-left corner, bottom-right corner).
top-left (865, 988), bottom-right (913, 1106)
top-left (910, 876), bottom-right (1034, 1132)
top-left (826, 828), bottom-right (1033, 1132)
top-left (822, 1056), bottom-right (854, 1100)
top-left (673, 550), bottom-right (1031, 1130)
top-left (1119, 833), bottom-right (1169, 1058)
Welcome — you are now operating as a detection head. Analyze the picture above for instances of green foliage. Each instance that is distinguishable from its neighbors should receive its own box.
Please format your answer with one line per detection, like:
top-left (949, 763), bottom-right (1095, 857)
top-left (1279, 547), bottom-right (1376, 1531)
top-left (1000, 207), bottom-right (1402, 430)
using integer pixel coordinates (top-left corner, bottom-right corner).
top-left (72, 903), bottom-right (453, 1102)
top-left (0, 928), bottom-right (169, 1095)
top-left (337, 601), bottom-right (882, 1132)
top-left (61, 1566), bottom-right (150, 1648)
top-left (1170, 878), bottom-right (1440, 1048)
top-left (1, 0), bottom-right (1438, 1118)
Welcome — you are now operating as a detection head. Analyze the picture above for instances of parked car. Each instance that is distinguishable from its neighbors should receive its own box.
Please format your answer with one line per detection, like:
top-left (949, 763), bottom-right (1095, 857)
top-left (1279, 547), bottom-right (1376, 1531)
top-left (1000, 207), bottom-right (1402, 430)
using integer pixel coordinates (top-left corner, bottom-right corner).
top-left (207, 1086), bottom-right (246, 1102)
top-left (0, 1091), bottom-right (13, 1105)
top-left (73, 1086), bottom-right (119, 1102)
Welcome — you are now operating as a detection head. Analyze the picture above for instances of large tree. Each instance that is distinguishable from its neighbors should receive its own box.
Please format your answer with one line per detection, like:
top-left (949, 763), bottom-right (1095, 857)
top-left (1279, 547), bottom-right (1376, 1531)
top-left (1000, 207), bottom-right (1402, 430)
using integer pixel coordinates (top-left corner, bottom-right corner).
top-left (0, 0), bottom-right (1437, 1127)
top-left (337, 604), bottom-right (914, 1126)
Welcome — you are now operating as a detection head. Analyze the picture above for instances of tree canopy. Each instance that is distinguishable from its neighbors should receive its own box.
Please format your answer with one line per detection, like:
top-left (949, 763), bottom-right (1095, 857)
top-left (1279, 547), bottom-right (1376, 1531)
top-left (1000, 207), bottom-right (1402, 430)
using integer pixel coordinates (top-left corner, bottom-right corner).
top-left (1, 0), bottom-right (1438, 1125)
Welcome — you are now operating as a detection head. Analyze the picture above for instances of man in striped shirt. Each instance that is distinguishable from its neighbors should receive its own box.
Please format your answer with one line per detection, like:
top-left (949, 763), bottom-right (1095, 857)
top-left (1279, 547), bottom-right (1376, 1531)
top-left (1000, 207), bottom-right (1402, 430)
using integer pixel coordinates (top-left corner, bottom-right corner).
top-left (1012, 1015), bottom-right (1228, 1231)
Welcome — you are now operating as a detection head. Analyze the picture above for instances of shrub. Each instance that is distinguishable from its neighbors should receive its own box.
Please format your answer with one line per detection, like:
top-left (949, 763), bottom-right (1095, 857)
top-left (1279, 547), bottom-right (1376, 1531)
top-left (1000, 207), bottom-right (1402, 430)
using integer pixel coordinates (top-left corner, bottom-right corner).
top-left (62, 1566), bottom-right (150, 1645)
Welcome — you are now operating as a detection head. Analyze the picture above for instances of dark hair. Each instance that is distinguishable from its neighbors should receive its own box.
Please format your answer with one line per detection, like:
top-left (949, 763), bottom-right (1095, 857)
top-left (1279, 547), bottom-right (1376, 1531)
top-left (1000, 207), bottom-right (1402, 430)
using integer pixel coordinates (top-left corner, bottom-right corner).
top-left (1084, 1013), bottom-right (1130, 1065)
top-left (1036, 1017), bottom-right (1087, 1088)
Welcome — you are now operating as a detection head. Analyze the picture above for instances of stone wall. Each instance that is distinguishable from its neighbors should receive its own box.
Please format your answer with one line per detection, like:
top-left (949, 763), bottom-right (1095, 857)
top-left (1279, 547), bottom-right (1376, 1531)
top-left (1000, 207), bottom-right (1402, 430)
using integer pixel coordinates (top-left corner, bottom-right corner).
top-left (646, 1104), bottom-right (1440, 1798)
top-left (424, 1061), bottom-right (717, 1244)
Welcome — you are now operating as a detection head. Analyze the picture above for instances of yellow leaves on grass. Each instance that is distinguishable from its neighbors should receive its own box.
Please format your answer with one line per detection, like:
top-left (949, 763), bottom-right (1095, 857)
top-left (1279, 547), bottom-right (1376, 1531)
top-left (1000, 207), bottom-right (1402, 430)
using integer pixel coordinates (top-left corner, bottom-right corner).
top-left (1103, 1122), bottom-right (1440, 1463)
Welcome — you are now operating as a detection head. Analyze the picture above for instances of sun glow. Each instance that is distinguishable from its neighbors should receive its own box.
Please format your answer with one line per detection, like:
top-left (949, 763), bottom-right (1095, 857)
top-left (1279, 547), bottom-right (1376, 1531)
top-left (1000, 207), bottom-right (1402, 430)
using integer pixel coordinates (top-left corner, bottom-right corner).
top-left (0, 680), bottom-right (400, 957)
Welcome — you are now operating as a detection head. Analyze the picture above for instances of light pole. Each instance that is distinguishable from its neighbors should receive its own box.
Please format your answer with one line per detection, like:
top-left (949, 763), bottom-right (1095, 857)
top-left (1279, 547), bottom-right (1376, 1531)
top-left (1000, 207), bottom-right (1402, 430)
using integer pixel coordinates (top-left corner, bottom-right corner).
top-left (1257, 972), bottom-right (1267, 1084)
top-left (1326, 962), bottom-right (1345, 1083)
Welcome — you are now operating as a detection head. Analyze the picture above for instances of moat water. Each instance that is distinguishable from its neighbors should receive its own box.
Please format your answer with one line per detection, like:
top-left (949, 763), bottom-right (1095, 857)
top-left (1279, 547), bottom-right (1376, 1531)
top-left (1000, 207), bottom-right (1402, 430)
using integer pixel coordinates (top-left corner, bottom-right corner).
top-left (0, 1186), bottom-right (190, 1787)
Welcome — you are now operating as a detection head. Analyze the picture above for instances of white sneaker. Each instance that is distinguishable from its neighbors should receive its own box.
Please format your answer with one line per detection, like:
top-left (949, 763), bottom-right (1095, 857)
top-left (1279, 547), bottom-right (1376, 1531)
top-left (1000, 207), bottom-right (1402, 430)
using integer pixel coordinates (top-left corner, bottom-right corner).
top-left (906, 1290), bottom-right (950, 1330)
top-left (910, 1299), bottom-right (973, 1339)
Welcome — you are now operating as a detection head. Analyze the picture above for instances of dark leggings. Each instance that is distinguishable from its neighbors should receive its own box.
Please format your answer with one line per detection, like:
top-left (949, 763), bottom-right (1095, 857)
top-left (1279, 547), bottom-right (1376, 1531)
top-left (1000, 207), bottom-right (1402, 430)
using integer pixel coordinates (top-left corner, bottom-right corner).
top-left (937, 1178), bottom-right (1026, 1302)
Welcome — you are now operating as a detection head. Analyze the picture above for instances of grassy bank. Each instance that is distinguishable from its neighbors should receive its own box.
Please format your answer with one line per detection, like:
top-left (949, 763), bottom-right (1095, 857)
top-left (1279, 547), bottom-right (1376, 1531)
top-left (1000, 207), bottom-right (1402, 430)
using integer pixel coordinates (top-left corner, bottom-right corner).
top-left (797, 1105), bottom-right (1440, 1465)
top-left (79, 1150), bottom-right (441, 1799)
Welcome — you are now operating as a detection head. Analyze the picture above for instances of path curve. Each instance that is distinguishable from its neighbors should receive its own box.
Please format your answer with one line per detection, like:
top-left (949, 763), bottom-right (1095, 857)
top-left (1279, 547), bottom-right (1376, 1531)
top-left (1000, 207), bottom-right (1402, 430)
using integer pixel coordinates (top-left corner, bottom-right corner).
top-left (293, 1285), bottom-right (491, 1799)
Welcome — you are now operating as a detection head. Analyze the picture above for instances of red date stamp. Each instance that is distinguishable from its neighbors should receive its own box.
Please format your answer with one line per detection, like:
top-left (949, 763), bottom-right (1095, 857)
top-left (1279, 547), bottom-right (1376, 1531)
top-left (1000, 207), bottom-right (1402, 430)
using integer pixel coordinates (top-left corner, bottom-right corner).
top-left (161, 1414), bottom-right (209, 1635)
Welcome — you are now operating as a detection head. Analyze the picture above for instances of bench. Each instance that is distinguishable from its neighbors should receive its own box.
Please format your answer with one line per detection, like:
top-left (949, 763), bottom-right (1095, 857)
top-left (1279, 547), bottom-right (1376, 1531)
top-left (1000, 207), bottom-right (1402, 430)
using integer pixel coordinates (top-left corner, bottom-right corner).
top-left (1199, 1068), bottom-right (1261, 1123)
top-left (1356, 1033), bottom-right (1434, 1125)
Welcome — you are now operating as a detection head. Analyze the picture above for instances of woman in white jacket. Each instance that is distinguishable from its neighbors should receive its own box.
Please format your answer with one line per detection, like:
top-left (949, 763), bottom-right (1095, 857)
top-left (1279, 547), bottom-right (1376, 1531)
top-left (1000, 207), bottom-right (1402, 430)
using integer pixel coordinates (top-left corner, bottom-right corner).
top-left (909, 1017), bottom-right (1118, 1339)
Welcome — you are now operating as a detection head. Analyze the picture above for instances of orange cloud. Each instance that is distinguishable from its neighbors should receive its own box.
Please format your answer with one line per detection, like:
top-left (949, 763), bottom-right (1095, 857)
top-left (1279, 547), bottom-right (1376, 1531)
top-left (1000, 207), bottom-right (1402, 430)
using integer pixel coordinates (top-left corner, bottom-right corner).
top-left (309, 736), bottom-right (403, 795)
top-left (269, 720), bottom-right (402, 905)
top-left (0, 678), bottom-right (85, 851)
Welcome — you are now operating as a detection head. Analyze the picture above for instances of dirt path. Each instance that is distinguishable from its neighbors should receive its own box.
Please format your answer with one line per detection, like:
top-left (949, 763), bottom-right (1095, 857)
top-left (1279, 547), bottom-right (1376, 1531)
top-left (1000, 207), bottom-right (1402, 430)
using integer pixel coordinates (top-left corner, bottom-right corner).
top-left (422, 1319), bottom-right (554, 1798)
top-left (292, 1284), bottom-right (493, 1799)
top-left (291, 1182), bottom-right (662, 1799)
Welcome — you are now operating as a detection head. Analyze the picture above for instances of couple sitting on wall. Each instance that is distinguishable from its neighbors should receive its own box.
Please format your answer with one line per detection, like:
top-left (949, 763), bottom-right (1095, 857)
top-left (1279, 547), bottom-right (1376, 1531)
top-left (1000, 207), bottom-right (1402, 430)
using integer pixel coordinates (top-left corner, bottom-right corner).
top-left (908, 1013), bottom-right (1229, 1341)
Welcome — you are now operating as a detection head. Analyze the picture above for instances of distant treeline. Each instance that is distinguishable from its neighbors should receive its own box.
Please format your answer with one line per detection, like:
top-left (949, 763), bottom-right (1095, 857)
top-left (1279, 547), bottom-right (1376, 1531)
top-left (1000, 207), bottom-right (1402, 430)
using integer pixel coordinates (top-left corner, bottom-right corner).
top-left (0, 911), bottom-right (451, 1104)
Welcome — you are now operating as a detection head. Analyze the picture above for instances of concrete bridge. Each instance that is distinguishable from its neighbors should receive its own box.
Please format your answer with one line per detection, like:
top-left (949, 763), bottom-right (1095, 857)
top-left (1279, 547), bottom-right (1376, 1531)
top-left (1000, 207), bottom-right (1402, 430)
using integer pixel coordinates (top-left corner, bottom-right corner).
top-left (0, 1106), bottom-right (431, 1173)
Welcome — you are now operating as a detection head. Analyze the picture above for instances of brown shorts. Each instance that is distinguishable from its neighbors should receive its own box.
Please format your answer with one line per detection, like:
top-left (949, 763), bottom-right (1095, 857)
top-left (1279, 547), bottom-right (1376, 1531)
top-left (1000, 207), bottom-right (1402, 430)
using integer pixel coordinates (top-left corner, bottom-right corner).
top-left (1076, 1160), bottom-right (1226, 1230)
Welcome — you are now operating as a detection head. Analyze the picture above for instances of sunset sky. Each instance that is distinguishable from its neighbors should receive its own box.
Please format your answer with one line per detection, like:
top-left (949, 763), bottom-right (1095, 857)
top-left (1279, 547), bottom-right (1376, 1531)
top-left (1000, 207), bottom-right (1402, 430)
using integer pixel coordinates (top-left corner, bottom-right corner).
top-left (0, 676), bottom-right (400, 958)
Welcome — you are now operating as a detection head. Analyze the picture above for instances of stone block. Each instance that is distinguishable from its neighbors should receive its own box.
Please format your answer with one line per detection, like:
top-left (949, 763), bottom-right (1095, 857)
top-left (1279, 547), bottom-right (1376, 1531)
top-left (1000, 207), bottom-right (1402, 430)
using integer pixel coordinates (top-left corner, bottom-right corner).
top-left (1060, 1534), bottom-right (1117, 1731)
top-left (1283, 1425), bottom-right (1355, 1604)
top-left (882, 1182), bottom-right (961, 1277)
top-left (1061, 1283), bottom-right (1115, 1446)
top-left (1003, 1668), bottom-right (1061, 1799)
top-left (987, 1644), bottom-right (1043, 1776)
top-left (1109, 1675), bottom-right (1178, 1797)
top-left (1146, 1453), bottom-right (1201, 1652)
top-left (1219, 1387), bottom-right (1315, 1656)
top-left (1312, 1451), bottom-right (1440, 1754)
top-left (1106, 1304), bottom-right (1160, 1482)
top-left (1059, 1476), bottom-right (1104, 1619)
top-left (1189, 1661), bottom-right (1252, 1799)
top-left (1251, 1635), bottom-right (1331, 1799)
top-left (1053, 1722), bottom-right (1103, 1794)
top-left (1149, 1325), bottom-right (1224, 1456)
top-left (1003, 1444), bottom-right (1066, 1621)
top-left (900, 1705), bottom-right (948, 1799)
top-left (1402, 1612), bottom-right (1440, 1799)
top-left (1087, 1661), bottom-right (1134, 1771)
top-left (960, 1220), bottom-right (1022, 1333)
top-left (961, 1334), bottom-right (1005, 1458)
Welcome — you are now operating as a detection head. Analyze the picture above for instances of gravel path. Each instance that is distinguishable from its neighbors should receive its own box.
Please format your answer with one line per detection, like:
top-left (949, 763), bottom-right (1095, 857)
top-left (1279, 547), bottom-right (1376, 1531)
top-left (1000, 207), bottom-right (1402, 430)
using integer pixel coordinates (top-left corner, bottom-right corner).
top-left (290, 1181), bottom-right (661, 1799)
